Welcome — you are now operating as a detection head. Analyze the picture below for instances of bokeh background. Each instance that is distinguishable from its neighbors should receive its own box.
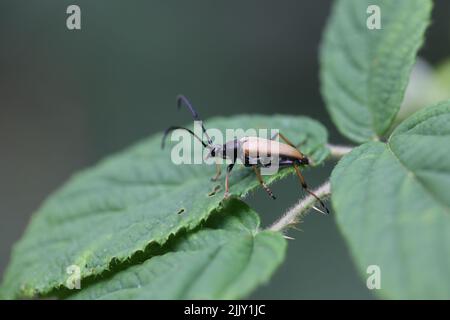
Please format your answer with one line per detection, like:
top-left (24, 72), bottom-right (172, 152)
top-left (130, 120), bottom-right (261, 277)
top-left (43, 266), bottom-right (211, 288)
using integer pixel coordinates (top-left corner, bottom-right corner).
top-left (1, 0), bottom-right (449, 299)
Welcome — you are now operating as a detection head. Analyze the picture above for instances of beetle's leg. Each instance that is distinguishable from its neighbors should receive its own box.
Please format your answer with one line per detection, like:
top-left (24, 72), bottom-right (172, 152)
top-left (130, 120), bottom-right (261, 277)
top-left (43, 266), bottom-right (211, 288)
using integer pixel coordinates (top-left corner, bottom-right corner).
top-left (272, 132), bottom-right (327, 212)
top-left (293, 162), bottom-right (329, 215)
top-left (271, 132), bottom-right (297, 147)
top-left (211, 160), bottom-right (222, 181)
top-left (253, 165), bottom-right (276, 199)
top-left (272, 132), bottom-right (309, 155)
top-left (272, 131), bottom-right (313, 165)
top-left (224, 163), bottom-right (235, 198)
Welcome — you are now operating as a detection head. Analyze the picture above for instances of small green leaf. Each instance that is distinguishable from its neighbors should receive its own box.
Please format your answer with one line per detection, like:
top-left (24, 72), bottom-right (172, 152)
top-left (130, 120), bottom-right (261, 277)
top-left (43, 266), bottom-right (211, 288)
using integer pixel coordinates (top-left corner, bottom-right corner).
top-left (320, 0), bottom-right (432, 142)
top-left (331, 101), bottom-right (450, 299)
top-left (0, 114), bottom-right (328, 299)
top-left (69, 199), bottom-right (286, 300)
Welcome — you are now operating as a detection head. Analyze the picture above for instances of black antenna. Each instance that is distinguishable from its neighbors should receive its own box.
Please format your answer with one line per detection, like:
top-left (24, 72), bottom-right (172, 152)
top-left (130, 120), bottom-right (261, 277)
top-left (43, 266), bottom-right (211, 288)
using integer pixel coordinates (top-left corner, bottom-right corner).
top-left (176, 95), bottom-right (213, 145)
top-left (161, 126), bottom-right (208, 149)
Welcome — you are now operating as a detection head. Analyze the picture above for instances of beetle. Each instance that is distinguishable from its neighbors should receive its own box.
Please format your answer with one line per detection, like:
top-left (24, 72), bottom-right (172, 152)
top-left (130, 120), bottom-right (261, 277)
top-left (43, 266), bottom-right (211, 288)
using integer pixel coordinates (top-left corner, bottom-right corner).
top-left (162, 95), bottom-right (329, 214)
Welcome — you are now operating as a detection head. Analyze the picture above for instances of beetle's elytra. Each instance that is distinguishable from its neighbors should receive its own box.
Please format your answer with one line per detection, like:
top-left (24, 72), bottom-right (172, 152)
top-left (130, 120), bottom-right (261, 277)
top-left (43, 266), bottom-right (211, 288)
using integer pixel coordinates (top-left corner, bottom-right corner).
top-left (162, 95), bottom-right (329, 214)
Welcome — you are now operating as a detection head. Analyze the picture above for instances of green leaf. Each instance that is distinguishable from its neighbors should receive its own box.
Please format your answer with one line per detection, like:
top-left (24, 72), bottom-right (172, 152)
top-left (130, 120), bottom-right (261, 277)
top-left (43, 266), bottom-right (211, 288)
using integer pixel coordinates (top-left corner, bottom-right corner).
top-left (69, 199), bottom-right (286, 299)
top-left (320, 0), bottom-right (432, 142)
top-left (393, 59), bottom-right (450, 129)
top-left (0, 114), bottom-right (328, 299)
top-left (331, 101), bottom-right (450, 299)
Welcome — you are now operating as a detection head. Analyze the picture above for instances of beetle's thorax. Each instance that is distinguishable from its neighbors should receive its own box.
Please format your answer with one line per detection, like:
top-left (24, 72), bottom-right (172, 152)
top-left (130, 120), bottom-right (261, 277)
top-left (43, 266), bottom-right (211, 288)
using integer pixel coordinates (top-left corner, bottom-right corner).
top-left (221, 139), bottom-right (241, 160)
top-left (208, 138), bottom-right (242, 160)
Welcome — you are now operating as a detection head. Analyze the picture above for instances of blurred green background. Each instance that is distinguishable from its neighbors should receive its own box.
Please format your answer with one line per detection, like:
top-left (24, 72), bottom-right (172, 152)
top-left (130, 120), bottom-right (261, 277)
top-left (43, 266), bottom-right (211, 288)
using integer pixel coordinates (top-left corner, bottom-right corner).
top-left (1, 0), bottom-right (449, 299)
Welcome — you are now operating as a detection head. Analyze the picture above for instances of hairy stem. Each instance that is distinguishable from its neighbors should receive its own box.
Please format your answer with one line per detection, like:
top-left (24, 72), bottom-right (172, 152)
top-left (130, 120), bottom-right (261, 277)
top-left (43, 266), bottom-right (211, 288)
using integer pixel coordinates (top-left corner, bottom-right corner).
top-left (267, 144), bottom-right (350, 234)
top-left (327, 144), bottom-right (353, 159)
top-left (268, 181), bottom-right (331, 233)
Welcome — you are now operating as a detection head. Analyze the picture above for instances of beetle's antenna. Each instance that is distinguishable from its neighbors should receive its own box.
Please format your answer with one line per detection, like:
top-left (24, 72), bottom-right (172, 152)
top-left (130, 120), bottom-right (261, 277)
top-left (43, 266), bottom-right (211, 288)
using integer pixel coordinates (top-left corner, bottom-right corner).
top-left (176, 95), bottom-right (213, 145)
top-left (176, 95), bottom-right (200, 119)
top-left (161, 126), bottom-right (209, 149)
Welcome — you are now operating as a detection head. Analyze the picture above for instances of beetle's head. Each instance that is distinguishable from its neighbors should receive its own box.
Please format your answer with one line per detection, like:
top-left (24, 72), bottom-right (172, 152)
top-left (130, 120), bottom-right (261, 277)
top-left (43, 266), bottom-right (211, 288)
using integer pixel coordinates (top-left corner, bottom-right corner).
top-left (207, 144), bottom-right (223, 159)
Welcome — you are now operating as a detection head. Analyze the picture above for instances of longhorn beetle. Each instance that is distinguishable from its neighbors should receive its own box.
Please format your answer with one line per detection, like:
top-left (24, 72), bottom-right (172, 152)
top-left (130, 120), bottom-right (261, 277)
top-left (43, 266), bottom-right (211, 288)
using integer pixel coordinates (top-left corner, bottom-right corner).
top-left (162, 95), bottom-right (329, 214)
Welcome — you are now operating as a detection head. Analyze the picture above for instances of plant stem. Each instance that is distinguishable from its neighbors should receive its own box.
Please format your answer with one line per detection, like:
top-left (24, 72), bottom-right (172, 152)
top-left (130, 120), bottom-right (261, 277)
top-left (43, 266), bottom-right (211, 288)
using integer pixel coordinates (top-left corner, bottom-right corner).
top-left (267, 144), bottom-right (350, 234)
top-left (268, 181), bottom-right (331, 233)
top-left (327, 144), bottom-right (353, 159)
